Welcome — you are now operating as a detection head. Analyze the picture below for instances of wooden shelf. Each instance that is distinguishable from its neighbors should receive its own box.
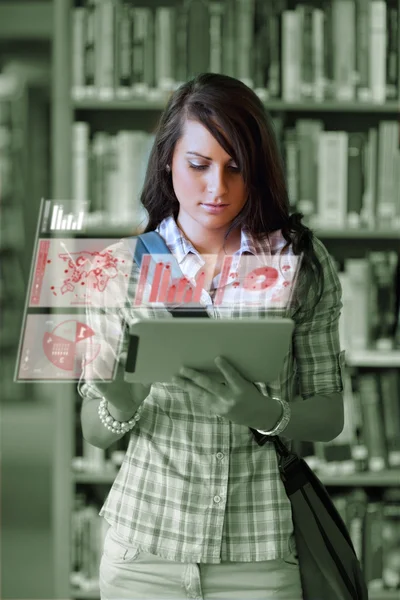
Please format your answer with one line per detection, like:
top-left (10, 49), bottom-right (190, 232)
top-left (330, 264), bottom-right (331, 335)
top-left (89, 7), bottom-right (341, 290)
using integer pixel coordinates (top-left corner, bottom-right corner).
top-left (72, 95), bottom-right (400, 113)
top-left (71, 588), bottom-right (99, 599)
top-left (319, 470), bottom-right (400, 487)
top-left (74, 470), bottom-right (117, 484)
top-left (314, 228), bottom-right (400, 240)
top-left (346, 350), bottom-right (400, 368)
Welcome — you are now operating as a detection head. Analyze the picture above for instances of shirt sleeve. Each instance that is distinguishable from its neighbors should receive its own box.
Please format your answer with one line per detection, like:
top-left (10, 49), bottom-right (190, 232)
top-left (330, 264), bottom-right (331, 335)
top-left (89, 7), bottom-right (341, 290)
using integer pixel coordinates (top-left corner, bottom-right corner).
top-left (292, 237), bottom-right (346, 400)
top-left (77, 238), bottom-right (138, 399)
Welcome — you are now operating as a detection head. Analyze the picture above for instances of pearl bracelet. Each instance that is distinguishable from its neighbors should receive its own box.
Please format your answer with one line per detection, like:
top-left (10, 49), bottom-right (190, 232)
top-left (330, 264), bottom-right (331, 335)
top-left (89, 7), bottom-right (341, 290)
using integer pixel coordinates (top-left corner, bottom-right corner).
top-left (98, 397), bottom-right (144, 434)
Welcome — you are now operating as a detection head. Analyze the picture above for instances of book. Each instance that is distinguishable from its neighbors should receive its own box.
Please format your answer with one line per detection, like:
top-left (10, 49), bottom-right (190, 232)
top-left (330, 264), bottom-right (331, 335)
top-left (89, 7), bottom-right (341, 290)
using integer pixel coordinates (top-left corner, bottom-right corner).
top-left (386, 0), bottom-right (399, 100)
top-left (355, 0), bottom-right (370, 101)
top-left (377, 120), bottom-right (399, 228)
top-left (185, 0), bottom-right (210, 79)
top-left (379, 370), bottom-right (400, 468)
top-left (368, 251), bottom-right (398, 349)
top-left (358, 372), bottom-right (388, 472)
top-left (382, 489), bottom-right (400, 590)
top-left (281, 10), bottom-right (301, 101)
top-left (369, 0), bottom-right (387, 103)
top-left (346, 132), bottom-right (368, 228)
top-left (209, 0), bottom-right (225, 75)
top-left (343, 258), bottom-right (371, 349)
top-left (72, 4), bottom-right (86, 99)
top-left (331, 0), bottom-right (357, 100)
top-left (363, 501), bottom-right (384, 589)
top-left (154, 6), bottom-right (175, 91)
top-left (235, 0), bottom-right (255, 88)
top-left (317, 131), bottom-right (348, 228)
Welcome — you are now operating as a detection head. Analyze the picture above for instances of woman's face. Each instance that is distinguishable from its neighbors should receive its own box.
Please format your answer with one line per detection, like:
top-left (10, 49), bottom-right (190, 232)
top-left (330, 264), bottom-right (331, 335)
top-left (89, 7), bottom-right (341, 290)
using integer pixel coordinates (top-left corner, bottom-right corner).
top-left (170, 119), bottom-right (248, 232)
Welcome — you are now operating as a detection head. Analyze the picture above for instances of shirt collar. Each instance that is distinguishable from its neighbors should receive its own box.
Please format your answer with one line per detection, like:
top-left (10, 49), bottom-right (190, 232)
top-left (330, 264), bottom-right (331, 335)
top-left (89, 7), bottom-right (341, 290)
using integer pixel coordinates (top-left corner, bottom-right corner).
top-left (155, 215), bottom-right (270, 265)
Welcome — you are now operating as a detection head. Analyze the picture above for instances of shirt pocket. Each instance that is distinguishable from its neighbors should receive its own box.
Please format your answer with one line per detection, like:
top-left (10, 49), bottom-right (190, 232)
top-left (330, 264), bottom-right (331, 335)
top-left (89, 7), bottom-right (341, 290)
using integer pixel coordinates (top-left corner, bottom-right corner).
top-left (103, 526), bottom-right (141, 563)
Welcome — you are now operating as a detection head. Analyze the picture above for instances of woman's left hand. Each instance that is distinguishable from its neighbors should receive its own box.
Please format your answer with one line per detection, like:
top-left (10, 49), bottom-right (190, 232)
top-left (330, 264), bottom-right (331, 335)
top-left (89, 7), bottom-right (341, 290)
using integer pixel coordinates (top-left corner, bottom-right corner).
top-left (172, 356), bottom-right (275, 429)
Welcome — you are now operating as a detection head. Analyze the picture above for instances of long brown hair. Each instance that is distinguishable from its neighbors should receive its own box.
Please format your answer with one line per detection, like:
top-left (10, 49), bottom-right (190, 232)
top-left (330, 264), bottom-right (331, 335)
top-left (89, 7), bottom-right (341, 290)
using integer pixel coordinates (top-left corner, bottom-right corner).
top-left (139, 72), bottom-right (323, 319)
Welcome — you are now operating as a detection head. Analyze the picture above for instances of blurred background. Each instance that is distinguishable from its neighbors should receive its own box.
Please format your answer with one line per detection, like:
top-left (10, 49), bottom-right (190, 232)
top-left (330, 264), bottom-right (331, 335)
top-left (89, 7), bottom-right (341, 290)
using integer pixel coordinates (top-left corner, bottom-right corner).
top-left (0, 0), bottom-right (399, 598)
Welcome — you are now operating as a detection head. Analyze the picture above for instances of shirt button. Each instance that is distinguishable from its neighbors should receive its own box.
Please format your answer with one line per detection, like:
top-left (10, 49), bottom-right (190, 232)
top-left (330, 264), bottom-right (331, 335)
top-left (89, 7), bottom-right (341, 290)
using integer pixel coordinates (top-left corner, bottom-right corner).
top-left (216, 452), bottom-right (224, 460)
top-left (213, 495), bottom-right (221, 503)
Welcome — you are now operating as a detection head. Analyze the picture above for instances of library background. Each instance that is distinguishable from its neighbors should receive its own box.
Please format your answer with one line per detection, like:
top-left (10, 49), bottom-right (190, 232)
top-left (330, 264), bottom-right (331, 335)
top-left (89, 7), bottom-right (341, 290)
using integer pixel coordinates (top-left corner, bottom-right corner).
top-left (0, 0), bottom-right (399, 598)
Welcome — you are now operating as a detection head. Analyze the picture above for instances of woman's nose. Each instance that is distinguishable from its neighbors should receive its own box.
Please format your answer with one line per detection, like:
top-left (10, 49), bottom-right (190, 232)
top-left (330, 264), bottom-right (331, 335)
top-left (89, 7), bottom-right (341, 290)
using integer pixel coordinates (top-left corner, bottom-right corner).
top-left (207, 166), bottom-right (228, 195)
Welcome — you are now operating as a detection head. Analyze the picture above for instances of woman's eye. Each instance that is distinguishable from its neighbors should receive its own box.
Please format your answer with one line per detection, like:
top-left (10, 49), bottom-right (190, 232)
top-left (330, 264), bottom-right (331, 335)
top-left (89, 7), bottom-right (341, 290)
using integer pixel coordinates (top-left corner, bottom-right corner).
top-left (189, 163), bottom-right (207, 170)
top-left (189, 163), bottom-right (240, 172)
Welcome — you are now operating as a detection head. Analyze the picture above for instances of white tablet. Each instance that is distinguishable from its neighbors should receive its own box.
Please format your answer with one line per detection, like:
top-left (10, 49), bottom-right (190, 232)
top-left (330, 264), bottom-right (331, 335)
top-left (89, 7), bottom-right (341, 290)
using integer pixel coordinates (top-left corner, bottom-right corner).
top-left (124, 317), bottom-right (294, 384)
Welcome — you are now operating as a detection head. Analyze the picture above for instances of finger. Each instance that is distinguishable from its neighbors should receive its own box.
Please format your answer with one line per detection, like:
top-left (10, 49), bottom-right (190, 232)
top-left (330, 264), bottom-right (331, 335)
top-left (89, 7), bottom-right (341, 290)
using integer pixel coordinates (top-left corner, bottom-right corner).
top-left (178, 367), bottom-right (224, 396)
top-left (172, 375), bottom-right (210, 400)
top-left (214, 356), bottom-right (244, 391)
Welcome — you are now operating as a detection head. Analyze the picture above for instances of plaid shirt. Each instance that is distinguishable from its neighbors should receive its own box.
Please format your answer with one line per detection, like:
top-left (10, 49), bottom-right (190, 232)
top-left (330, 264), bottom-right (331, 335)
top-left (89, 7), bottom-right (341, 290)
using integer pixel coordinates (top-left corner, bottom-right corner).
top-left (78, 215), bottom-right (345, 563)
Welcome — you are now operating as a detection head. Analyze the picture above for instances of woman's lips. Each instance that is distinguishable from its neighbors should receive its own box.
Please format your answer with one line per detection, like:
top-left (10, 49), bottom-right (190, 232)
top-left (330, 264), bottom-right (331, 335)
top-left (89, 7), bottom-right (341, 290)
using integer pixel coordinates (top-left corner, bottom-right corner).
top-left (200, 204), bottom-right (229, 214)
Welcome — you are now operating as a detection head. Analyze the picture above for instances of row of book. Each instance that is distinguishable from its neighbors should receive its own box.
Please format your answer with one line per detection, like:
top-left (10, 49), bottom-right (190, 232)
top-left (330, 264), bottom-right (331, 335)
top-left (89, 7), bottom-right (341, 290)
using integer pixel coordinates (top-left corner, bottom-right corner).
top-left (70, 490), bottom-right (400, 592)
top-left (71, 0), bottom-right (400, 103)
top-left (283, 120), bottom-right (400, 231)
top-left (330, 488), bottom-right (400, 591)
top-left (73, 119), bottom-right (400, 231)
top-left (337, 253), bottom-right (399, 352)
top-left (0, 75), bottom-right (27, 401)
top-left (304, 370), bottom-right (400, 475)
top-left (72, 123), bottom-right (154, 224)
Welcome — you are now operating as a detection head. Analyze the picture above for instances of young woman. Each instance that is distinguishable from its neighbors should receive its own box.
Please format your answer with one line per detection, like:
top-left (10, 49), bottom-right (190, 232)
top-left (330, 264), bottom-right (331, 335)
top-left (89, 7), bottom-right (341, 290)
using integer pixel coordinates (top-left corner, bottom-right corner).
top-left (79, 73), bottom-right (346, 600)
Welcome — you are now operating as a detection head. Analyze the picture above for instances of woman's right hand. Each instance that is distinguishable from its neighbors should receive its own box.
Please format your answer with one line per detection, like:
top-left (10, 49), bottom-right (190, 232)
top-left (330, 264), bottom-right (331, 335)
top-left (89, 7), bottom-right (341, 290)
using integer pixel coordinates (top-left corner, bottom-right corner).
top-left (86, 350), bottom-right (151, 420)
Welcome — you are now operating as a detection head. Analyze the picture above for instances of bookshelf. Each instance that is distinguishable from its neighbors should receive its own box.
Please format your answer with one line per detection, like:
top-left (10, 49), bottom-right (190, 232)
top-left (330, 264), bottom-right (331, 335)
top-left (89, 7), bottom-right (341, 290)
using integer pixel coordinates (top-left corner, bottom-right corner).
top-left (52, 1), bottom-right (400, 598)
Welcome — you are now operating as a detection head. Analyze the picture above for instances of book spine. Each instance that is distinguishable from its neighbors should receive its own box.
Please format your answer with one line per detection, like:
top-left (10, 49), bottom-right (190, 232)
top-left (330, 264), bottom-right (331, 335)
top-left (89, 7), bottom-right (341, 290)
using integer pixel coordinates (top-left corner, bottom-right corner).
top-left (295, 119), bottom-right (323, 223)
top-left (72, 5), bottom-right (86, 100)
top-left (222, 0), bottom-right (236, 78)
top-left (155, 7), bottom-right (175, 92)
top-left (312, 8), bottom-right (325, 101)
top-left (346, 132), bottom-right (368, 228)
top-left (358, 372), bottom-right (388, 471)
top-left (283, 128), bottom-right (298, 211)
top-left (281, 11), bottom-right (301, 101)
top-left (175, 3), bottom-right (188, 86)
top-left (382, 490), bottom-right (400, 590)
top-left (386, 0), bottom-right (399, 99)
top-left (94, 0), bottom-right (114, 99)
top-left (84, 0), bottom-right (96, 95)
top-left (368, 251), bottom-right (398, 349)
top-left (363, 501), bottom-right (384, 588)
top-left (268, 0), bottom-right (283, 99)
top-left (344, 258), bottom-right (371, 349)
top-left (209, 1), bottom-right (225, 75)
top-left (115, 1), bottom-right (133, 98)
top-left (346, 489), bottom-right (368, 563)
top-left (186, 0), bottom-right (210, 79)
top-left (360, 127), bottom-right (377, 228)
top-left (331, 0), bottom-right (357, 100)
top-left (377, 121), bottom-right (398, 227)
top-left (379, 370), bottom-right (400, 467)
top-left (132, 7), bottom-right (150, 94)
top-left (355, 0), bottom-right (370, 101)
top-left (369, 0), bottom-right (387, 102)
top-left (317, 131), bottom-right (348, 228)
top-left (235, 0), bottom-right (255, 88)
top-left (72, 122), bottom-right (89, 214)
top-left (297, 4), bottom-right (314, 100)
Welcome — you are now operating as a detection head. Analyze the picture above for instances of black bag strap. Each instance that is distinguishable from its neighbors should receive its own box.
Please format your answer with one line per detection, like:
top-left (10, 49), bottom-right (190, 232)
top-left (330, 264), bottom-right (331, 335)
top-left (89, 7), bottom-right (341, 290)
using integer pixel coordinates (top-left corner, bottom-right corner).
top-left (129, 232), bottom-right (297, 455)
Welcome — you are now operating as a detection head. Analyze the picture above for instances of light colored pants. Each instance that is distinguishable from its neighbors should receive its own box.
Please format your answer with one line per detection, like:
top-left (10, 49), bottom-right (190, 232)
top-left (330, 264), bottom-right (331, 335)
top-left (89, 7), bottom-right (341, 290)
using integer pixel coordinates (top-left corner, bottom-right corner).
top-left (99, 526), bottom-right (303, 600)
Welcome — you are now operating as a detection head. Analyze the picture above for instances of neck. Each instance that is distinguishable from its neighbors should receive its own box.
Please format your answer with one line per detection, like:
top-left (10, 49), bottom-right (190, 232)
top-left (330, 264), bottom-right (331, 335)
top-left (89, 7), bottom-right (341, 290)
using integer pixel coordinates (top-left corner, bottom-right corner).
top-left (176, 214), bottom-right (241, 256)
